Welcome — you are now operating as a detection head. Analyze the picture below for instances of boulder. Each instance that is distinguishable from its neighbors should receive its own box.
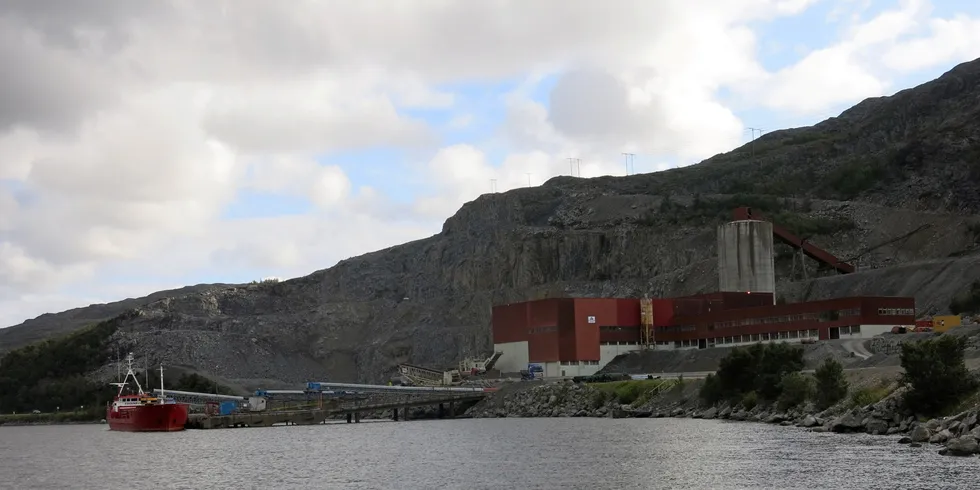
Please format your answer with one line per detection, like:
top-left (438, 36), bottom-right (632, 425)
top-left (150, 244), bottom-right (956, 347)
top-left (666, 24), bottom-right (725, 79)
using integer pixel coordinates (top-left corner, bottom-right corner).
top-left (800, 415), bottom-right (819, 428)
top-left (945, 436), bottom-right (979, 456)
top-left (865, 419), bottom-right (889, 435)
top-left (963, 411), bottom-right (978, 430)
top-left (898, 437), bottom-right (912, 444)
top-left (925, 419), bottom-right (941, 431)
top-left (831, 413), bottom-right (866, 433)
top-left (702, 407), bottom-right (719, 420)
top-left (929, 429), bottom-right (952, 444)
top-left (910, 425), bottom-right (931, 443)
top-left (730, 410), bottom-right (748, 421)
top-left (718, 406), bottom-right (732, 418)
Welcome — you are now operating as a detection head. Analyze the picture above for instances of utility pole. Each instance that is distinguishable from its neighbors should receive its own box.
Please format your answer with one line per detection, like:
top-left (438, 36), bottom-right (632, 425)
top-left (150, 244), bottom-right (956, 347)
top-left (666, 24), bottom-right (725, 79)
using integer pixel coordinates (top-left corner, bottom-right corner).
top-left (567, 157), bottom-right (576, 177)
top-left (747, 127), bottom-right (764, 158)
top-left (622, 152), bottom-right (635, 175)
top-left (525, 173), bottom-right (532, 187)
top-left (490, 179), bottom-right (497, 193)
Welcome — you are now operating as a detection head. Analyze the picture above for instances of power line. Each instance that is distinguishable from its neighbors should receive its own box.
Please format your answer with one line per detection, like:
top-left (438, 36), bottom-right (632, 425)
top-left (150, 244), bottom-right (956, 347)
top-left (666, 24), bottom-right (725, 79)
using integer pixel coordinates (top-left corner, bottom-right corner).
top-left (622, 152), bottom-right (635, 175)
top-left (525, 173), bottom-right (532, 187)
top-left (747, 127), bottom-right (765, 158)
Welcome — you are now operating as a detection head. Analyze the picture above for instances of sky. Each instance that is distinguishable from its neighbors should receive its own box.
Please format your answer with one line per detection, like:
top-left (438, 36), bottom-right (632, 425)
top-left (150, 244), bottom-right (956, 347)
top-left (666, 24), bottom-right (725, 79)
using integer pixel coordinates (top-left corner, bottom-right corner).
top-left (2, 0), bottom-right (980, 328)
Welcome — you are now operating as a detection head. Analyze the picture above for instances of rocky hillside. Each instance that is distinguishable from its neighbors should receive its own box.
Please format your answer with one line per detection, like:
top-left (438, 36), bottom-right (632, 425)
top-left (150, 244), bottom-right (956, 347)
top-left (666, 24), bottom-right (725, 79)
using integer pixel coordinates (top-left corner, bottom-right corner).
top-left (3, 58), bottom-right (980, 387)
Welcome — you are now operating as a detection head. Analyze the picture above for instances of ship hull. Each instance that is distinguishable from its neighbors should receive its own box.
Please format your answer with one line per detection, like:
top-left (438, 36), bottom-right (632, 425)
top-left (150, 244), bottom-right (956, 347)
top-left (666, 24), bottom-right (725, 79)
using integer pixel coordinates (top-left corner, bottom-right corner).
top-left (106, 403), bottom-right (189, 432)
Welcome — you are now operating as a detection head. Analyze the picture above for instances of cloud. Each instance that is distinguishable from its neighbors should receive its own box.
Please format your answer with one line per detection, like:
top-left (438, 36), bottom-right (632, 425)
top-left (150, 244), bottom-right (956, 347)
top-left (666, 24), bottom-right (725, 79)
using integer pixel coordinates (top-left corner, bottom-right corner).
top-left (2, 0), bottom-right (980, 329)
top-left (750, 0), bottom-right (980, 115)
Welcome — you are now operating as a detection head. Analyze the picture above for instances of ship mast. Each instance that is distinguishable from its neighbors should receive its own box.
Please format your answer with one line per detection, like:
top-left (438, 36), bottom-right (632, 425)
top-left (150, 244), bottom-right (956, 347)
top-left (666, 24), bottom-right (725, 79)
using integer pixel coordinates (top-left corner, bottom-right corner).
top-left (109, 353), bottom-right (145, 397)
top-left (159, 365), bottom-right (165, 399)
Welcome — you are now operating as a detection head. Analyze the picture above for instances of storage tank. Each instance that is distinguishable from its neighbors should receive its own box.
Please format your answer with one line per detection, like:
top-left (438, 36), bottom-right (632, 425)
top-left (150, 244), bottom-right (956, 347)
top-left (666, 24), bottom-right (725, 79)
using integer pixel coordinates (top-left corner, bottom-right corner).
top-left (717, 220), bottom-right (775, 300)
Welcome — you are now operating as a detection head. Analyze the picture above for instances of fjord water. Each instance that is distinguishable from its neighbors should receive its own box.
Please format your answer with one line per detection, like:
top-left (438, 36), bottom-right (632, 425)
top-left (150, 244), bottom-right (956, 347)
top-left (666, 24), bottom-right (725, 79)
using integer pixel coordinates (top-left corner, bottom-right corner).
top-left (1, 418), bottom-right (973, 489)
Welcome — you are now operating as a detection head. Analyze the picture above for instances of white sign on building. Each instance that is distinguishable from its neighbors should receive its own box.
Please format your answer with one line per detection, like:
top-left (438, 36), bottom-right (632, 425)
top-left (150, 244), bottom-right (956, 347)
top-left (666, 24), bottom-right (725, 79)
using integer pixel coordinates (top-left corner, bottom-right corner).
top-left (587, 316), bottom-right (596, 324)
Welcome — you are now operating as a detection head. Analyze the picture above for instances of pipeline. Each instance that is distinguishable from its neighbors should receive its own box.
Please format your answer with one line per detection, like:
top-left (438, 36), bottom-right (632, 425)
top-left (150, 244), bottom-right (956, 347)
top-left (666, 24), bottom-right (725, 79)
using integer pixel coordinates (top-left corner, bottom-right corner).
top-left (311, 381), bottom-right (493, 393)
top-left (151, 389), bottom-right (246, 401)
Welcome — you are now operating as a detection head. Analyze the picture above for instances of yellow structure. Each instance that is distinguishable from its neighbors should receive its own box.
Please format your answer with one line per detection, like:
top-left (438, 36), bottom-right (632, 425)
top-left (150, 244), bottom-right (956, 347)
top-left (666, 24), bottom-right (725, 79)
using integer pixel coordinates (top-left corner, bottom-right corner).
top-left (932, 315), bottom-right (962, 333)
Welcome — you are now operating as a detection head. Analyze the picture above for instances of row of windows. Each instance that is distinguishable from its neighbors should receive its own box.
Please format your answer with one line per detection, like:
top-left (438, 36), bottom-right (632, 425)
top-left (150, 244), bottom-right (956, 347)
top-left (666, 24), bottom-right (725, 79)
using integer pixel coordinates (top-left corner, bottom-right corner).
top-left (528, 326), bottom-right (558, 334)
top-left (599, 326), bottom-right (638, 332)
top-left (559, 360), bottom-right (600, 366)
top-left (711, 308), bottom-right (863, 329)
top-left (878, 308), bottom-right (914, 316)
top-left (671, 329), bottom-right (825, 348)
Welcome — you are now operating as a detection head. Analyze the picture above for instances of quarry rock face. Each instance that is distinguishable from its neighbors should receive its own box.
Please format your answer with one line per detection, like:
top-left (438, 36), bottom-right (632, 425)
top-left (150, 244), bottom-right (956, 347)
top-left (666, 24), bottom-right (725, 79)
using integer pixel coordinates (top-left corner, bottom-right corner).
top-left (3, 58), bottom-right (980, 386)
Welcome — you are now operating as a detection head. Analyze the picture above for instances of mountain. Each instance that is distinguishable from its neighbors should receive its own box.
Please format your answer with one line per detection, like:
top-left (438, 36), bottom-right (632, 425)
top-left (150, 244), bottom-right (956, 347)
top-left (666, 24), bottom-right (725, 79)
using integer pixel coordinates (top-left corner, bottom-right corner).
top-left (3, 57), bottom-right (980, 389)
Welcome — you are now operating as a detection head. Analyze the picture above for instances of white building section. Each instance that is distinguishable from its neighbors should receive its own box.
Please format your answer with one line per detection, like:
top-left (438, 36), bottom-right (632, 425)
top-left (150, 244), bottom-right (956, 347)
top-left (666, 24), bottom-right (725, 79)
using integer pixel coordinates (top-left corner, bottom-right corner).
top-left (837, 324), bottom-right (896, 339)
top-left (493, 341), bottom-right (529, 374)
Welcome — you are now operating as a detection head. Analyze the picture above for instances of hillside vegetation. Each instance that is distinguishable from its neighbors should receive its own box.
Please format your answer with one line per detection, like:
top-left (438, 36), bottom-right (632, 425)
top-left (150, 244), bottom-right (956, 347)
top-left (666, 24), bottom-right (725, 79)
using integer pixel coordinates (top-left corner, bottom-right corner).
top-left (1, 58), bottom-right (980, 386)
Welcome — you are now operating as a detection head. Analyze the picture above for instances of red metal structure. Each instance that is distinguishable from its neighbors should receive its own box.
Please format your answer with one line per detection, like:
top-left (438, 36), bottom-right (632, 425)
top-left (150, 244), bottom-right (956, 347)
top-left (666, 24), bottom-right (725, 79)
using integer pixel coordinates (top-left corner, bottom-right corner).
top-left (733, 207), bottom-right (855, 274)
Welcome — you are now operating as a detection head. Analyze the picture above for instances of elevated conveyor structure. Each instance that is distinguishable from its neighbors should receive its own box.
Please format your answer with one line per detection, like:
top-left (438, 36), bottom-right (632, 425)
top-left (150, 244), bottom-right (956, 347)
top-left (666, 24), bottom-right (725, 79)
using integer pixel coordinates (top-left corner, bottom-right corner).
top-left (733, 207), bottom-right (854, 274)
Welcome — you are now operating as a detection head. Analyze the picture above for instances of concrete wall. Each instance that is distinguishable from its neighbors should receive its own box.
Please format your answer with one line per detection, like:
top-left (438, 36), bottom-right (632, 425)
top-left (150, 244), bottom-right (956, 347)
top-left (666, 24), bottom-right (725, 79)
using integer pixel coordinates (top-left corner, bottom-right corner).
top-left (717, 220), bottom-right (775, 297)
top-left (493, 341), bottom-right (529, 373)
top-left (600, 343), bottom-right (643, 367)
top-left (540, 361), bottom-right (602, 378)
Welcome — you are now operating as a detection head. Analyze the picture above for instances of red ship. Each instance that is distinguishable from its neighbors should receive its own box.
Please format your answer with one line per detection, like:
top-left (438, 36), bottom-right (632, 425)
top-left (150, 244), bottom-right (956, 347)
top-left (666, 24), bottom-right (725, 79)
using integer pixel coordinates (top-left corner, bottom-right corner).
top-left (106, 353), bottom-right (189, 432)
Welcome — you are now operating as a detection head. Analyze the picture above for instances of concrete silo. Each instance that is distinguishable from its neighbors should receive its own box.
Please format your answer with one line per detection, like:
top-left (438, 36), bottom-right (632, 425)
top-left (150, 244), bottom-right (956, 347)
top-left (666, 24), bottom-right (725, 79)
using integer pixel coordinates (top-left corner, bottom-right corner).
top-left (717, 219), bottom-right (776, 302)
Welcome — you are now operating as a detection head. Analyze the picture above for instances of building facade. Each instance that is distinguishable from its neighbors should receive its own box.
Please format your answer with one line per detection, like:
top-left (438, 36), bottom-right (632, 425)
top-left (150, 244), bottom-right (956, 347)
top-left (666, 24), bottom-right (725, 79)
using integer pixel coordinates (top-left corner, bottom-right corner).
top-left (491, 293), bottom-right (915, 377)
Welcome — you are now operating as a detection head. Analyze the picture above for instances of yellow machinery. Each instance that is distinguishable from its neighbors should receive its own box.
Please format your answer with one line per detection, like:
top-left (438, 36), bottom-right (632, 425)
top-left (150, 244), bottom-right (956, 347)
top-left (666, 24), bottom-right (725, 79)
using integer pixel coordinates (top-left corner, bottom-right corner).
top-left (932, 314), bottom-right (962, 333)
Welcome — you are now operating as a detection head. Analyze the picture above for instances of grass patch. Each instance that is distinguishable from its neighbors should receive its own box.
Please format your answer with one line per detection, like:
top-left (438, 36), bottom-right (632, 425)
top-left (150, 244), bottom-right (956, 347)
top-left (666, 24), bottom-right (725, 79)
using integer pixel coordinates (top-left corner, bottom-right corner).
top-left (850, 381), bottom-right (893, 408)
top-left (590, 379), bottom-right (673, 406)
top-left (0, 410), bottom-right (103, 426)
top-left (943, 385), bottom-right (980, 417)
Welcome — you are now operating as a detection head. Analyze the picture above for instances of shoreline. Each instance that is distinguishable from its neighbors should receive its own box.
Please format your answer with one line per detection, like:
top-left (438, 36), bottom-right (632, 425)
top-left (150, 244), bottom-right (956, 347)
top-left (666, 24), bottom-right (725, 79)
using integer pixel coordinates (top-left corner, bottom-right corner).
top-left (0, 419), bottom-right (105, 427)
top-left (464, 379), bottom-right (980, 457)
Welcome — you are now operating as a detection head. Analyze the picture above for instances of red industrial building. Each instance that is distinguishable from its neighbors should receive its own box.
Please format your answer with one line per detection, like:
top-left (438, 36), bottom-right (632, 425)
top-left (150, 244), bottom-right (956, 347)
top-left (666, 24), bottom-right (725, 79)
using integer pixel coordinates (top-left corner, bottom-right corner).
top-left (491, 293), bottom-right (916, 378)
top-left (491, 207), bottom-right (917, 377)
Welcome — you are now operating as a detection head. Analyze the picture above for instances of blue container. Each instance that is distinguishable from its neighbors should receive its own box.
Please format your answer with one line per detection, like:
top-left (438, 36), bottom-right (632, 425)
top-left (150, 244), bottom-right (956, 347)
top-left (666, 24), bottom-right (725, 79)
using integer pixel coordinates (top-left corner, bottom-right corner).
top-left (306, 382), bottom-right (321, 391)
top-left (219, 401), bottom-right (237, 416)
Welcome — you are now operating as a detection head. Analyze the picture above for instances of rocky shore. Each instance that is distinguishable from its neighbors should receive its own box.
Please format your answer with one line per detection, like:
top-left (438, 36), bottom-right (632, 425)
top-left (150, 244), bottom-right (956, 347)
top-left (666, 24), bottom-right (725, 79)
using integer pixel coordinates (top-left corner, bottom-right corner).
top-left (464, 380), bottom-right (980, 457)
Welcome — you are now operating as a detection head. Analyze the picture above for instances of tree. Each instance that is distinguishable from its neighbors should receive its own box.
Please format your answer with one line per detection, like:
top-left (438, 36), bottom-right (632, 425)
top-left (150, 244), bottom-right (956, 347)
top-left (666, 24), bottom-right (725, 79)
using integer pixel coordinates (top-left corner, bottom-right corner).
top-left (900, 336), bottom-right (979, 416)
top-left (813, 358), bottom-right (849, 410)
top-left (753, 342), bottom-right (805, 401)
top-left (777, 372), bottom-right (813, 411)
top-left (699, 342), bottom-right (806, 407)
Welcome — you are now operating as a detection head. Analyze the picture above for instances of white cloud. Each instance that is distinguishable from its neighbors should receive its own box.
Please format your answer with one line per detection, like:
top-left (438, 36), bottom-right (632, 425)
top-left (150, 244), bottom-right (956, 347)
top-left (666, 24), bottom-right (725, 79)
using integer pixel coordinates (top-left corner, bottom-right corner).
top-left (750, 0), bottom-right (980, 115)
top-left (1, 0), bottom-right (979, 328)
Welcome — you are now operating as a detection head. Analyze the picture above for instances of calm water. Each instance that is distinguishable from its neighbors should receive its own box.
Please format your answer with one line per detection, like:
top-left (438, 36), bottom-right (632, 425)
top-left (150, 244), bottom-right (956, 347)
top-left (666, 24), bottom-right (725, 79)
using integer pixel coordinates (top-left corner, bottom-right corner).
top-left (1, 418), bottom-right (975, 489)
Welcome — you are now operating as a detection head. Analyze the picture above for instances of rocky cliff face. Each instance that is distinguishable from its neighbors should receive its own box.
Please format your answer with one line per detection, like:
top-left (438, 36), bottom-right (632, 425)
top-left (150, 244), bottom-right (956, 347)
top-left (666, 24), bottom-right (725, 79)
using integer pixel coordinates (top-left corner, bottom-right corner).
top-left (4, 58), bottom-right (980, 387)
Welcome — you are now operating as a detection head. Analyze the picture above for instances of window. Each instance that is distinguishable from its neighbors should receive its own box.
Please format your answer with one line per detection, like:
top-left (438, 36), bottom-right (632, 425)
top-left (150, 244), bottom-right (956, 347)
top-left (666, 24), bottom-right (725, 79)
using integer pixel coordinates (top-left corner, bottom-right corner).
top-left (878, 308), bottom-right (914, 316)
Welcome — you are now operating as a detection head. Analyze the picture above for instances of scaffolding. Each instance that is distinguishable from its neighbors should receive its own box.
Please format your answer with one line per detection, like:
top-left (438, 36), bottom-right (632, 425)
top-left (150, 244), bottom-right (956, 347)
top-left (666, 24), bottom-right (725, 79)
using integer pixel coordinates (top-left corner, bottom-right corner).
top-left (640, 298), bottom-right (655, 348)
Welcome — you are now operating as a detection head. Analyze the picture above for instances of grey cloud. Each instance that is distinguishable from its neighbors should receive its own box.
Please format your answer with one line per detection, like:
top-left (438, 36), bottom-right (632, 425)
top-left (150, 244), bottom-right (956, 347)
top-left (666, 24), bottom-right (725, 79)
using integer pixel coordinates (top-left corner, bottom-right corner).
top-left (547, 68), bottom-right (668, 147)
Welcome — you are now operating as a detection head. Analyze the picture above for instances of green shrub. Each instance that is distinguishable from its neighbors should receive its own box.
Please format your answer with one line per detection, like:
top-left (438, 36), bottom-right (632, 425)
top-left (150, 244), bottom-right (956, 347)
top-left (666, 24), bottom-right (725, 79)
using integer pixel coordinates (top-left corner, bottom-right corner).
top-left (740, 391), bottom-right (759, 411)
top-left (900, 336), bottom-right (979, 416)
top-left (777, 372), bottom-right (813, 411)
top-left (813, 359), bottom-right (849, 410)
top-left (699, 374), bottom-right (723, 405)
top-left (700, 342), bottom-right (805, 406)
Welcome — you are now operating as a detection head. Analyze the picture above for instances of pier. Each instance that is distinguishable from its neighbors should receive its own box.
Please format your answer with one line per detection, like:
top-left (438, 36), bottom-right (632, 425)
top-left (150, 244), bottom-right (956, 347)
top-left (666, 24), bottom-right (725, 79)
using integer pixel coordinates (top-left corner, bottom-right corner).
top-left (163, 382), bottom-right (493, 430)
